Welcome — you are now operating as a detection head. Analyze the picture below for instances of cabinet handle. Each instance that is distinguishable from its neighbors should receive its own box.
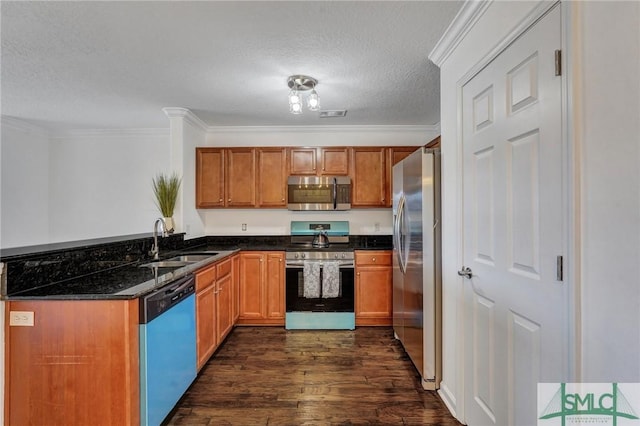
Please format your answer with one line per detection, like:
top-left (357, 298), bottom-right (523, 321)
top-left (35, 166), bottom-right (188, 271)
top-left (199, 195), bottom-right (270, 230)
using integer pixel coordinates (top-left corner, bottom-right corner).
top-left (228, 198), bottom-right (231, 202)
top-left (372, 257), bottom-right (376, 262)
top-left (219, 198), bottom-right (223, 202)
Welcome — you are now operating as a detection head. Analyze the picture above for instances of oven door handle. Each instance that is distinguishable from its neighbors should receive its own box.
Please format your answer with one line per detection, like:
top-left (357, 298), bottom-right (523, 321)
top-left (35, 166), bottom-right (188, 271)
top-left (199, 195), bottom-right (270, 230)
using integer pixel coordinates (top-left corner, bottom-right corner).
top-left (285, 261), bottom-right (354, 268)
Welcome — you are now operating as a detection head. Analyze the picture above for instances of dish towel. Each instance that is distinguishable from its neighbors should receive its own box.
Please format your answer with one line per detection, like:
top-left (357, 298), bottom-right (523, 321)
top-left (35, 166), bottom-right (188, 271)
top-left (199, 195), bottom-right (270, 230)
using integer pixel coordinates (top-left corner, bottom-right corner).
top-left (322, 261), bottom-right (340, 298)
top-left (303, 261), bottom-right (320, 298)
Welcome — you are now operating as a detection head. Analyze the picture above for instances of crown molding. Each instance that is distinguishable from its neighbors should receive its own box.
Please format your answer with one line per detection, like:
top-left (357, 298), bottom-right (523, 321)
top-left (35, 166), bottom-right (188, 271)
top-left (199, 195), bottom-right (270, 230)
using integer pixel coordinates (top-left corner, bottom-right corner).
top-left (1, 116), bottom-right (50, 137)
top-left (162, 107), bottom-right (209, 132)
top-left (428, 0), bottom-right (493, 67)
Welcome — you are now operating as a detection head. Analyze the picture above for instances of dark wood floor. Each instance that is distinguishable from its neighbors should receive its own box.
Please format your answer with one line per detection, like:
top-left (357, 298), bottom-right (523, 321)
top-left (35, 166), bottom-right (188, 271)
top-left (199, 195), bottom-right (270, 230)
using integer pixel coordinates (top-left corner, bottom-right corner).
top-left (166, 326), bottom-right (461, 425)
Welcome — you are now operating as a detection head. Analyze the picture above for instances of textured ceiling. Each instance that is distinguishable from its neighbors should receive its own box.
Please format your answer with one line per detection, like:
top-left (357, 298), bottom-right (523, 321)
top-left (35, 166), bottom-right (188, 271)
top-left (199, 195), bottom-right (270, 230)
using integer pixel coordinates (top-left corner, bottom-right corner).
top-left (1, 1), bottom-right (462, 132)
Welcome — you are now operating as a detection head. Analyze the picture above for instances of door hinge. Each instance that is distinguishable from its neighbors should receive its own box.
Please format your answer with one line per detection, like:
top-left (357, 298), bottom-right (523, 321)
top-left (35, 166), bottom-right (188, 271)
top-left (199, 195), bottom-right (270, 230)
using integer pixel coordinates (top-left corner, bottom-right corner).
top-left (556, 255), bottom-right (564, 281)
top-left (555, 49), bottom-right (562, 76)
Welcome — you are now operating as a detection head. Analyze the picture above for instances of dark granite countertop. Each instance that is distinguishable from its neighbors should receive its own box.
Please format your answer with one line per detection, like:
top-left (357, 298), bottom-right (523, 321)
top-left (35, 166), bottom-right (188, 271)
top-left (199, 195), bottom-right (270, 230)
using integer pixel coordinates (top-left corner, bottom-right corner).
top-left (4, 249), bottom-right (238, 301)
top-left (1, 234), bottom-right (392, 301)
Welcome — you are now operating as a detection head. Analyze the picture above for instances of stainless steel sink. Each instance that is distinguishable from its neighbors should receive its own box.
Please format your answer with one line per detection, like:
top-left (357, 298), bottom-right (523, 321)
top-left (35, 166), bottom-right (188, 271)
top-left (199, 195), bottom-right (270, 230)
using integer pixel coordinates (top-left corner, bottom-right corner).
top-left (139, 260), bottom-right (191, 268)
top-left (139, 253), bottom-right (217, 268)
top-left (167, 254), bottom-right (216, 262)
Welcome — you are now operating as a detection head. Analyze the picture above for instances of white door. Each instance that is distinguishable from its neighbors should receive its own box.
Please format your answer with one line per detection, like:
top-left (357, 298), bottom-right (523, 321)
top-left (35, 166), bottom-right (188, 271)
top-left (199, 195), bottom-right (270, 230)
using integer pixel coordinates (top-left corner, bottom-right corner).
top-left (461, 5), bottom-right (568, 426)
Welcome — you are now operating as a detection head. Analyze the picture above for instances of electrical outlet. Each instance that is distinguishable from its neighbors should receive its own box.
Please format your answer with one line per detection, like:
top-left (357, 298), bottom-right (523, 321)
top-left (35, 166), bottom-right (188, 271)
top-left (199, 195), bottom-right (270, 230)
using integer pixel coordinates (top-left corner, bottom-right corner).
top-left (242, 223), bottom-right (247, 231)
top-left (374, 222), bottom-right (380, 232)
top-left (10, 311), bottom-right (34, 327)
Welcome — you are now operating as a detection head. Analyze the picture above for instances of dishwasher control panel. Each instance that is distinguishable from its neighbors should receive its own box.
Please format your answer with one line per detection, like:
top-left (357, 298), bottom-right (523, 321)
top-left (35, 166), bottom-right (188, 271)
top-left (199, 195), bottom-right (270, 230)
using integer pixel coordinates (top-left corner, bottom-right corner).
top-left (139, 275), bottom-right (195, 324)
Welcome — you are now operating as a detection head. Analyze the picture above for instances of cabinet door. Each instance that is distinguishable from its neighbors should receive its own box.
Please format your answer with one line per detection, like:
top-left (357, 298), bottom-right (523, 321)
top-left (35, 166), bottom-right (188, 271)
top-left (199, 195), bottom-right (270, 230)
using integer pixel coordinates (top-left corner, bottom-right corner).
top-left (238, 252), bottom-right (264, 320)
top-left (257, 148), bottom-right (287, 207)
top-left (196, 264), bottom-right (217, 369)
top-left (319, 147), bottom-right (349, 175)
top-left (265, 252), bottom-right (285, 321)
top-left (355, 250), bottom-right (393, 326)
top-left (216, 273), bottom-right (233, 344)
top-left (226, 148), bottom-right (256, 207)
top-left (5, 300), bottom-right (140, 426)
top-left (196, 148), bottom-right (225, 208)
top-left (351, 147), bottom-right (387, 207)
top-left (232, 254), bottom-right (240, 322)
top-left (196, 285), bottom-right (217, 370)
top-left (288, 147), bottom-right (317, 175)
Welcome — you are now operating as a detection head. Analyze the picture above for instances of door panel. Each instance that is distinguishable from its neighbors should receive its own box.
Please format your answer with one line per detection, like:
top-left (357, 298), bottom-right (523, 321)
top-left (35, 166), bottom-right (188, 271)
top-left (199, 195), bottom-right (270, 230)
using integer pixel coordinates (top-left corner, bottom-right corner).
top-left (462, 5), bottom-right (567, 426)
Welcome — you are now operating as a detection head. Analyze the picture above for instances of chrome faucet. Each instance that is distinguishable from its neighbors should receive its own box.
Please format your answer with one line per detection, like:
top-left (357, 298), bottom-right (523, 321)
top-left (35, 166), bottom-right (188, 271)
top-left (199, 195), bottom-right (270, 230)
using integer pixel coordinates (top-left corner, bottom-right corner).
top-left (149, 218), bottom-right (167, 260)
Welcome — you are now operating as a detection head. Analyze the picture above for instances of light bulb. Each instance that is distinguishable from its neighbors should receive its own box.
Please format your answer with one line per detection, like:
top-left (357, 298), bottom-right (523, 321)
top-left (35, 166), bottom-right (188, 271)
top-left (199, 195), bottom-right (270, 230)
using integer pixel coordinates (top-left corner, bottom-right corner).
top-left (288, 90), bottom-right (301, 105)
top-left (290, 101), bottom-right (302, 114)
top-left (307, 89), bottom-right (320, 111)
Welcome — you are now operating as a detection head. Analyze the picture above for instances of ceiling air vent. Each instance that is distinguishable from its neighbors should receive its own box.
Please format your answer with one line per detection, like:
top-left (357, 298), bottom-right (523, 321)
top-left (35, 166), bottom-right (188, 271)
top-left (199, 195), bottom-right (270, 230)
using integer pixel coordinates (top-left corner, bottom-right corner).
top-left (319, 110), bottom-right (348, 118)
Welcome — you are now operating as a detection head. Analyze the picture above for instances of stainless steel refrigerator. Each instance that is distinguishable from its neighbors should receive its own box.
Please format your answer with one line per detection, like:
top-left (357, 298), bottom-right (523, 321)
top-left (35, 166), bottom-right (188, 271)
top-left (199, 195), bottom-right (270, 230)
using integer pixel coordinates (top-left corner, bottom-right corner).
top-left (392, 147), bottom-right (442, 390)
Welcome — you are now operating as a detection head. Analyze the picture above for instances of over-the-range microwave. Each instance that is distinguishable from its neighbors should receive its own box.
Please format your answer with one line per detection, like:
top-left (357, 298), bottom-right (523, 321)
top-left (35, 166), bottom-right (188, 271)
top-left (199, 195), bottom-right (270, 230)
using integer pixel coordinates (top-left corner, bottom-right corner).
top-left (287, 176), bottom-right (351, 211)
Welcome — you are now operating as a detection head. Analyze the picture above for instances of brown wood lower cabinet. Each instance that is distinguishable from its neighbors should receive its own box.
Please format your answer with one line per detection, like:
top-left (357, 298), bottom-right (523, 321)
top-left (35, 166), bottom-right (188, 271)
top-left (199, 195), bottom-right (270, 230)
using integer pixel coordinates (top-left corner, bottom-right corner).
top-left (195, 256), bottom-right (235, 371)
top-left (215, 257), bottom-right (234, 343)
top-left (195, 262), bottom-right (217, 370)
top-left (238, 251), bottom-right (285, 325)
top-left (4, 299), bottom-right (140, 426)
top-left (355, 250), bottom-right (393, 326)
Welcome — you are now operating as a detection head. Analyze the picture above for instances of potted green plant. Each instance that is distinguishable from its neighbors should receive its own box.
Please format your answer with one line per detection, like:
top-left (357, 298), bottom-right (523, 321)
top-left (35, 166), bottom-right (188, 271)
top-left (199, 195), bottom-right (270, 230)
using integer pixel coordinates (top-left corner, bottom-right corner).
top-left (152, 172), bottom-right (181, 233)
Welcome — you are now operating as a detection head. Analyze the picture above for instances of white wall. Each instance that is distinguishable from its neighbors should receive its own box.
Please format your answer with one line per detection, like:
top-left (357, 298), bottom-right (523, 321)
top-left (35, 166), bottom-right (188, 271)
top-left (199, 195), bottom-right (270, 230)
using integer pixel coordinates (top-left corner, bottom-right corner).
top-left (47, 130), bottom-right (170, 243)
top-left (201, 208), bottom-right (392, 236)
top-left (433, 0), bottom-right (640, 421)
top-left (579, 1), bottom-right (640, 382)
top-left (0, 118), bottom-right (51, 248)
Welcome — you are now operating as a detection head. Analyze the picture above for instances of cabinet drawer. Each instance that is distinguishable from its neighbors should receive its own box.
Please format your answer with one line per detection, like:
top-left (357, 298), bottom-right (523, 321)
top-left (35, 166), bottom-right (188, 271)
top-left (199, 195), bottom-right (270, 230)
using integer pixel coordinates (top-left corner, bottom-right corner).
top-left (355, 251), bottom-right (392, 266)
top-left (196, 263), bottom-right (217, 291)
top-left (216, 257), bottom-right (232, 278)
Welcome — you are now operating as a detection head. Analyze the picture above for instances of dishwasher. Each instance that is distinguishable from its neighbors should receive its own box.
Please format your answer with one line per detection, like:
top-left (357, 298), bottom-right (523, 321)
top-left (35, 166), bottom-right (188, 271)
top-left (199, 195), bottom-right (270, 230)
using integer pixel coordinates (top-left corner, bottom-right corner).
top-left (139, 274), bottom-right (196, 426)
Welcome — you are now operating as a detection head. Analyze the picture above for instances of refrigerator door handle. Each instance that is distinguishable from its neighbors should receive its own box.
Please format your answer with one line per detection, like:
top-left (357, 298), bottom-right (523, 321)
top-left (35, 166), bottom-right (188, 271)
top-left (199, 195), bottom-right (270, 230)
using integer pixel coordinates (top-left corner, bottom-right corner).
top-left (395, 193), bottom-right (408, 274)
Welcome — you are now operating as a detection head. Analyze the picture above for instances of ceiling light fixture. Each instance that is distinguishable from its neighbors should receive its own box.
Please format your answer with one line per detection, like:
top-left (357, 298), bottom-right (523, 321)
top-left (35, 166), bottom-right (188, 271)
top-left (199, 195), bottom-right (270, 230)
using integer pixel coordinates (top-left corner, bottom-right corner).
top-left (287, 75), bottom-right (319, 114)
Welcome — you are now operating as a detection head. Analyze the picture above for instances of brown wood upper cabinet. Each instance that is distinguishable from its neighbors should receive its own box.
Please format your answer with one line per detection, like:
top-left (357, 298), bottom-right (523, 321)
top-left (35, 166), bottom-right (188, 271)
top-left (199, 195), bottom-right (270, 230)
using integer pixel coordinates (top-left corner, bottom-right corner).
top-left (197, 147), bottom-right (287, 208)
top-left (225, 148), bottom-right (256, 207)
top-left (288, 147), bottom-right (349, 176)
top-left (195, 147), bottom-right (255, 208)
top-left (257, 147), bottom-right (287, 207)
top-left (197, 145), bottom-right (424, 209)
top-left (351, 147), bottom-right (387, 207)
top-left (196, 148), bottom-right (225, 208)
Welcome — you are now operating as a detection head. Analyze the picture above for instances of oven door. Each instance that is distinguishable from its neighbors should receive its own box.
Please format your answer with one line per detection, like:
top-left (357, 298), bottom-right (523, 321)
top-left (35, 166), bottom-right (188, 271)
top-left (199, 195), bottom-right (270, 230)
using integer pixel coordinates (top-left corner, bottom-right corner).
top-left (285, 259), bottom-right (355, 329)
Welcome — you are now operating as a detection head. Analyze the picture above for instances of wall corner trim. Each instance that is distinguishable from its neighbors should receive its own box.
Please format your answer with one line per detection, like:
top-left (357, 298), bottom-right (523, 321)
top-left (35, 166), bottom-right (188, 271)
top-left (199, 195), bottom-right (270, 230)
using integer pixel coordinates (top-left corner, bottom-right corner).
top-left (162, 107), bottom-right (209, 132)
top-left (428, 0), bottom-right (493, 67)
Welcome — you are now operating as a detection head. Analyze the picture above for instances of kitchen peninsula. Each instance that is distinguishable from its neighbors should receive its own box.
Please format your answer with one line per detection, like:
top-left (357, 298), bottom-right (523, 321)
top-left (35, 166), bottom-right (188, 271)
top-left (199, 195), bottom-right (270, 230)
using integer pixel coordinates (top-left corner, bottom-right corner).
top-left (1, 231), bottom-right (391, 425)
